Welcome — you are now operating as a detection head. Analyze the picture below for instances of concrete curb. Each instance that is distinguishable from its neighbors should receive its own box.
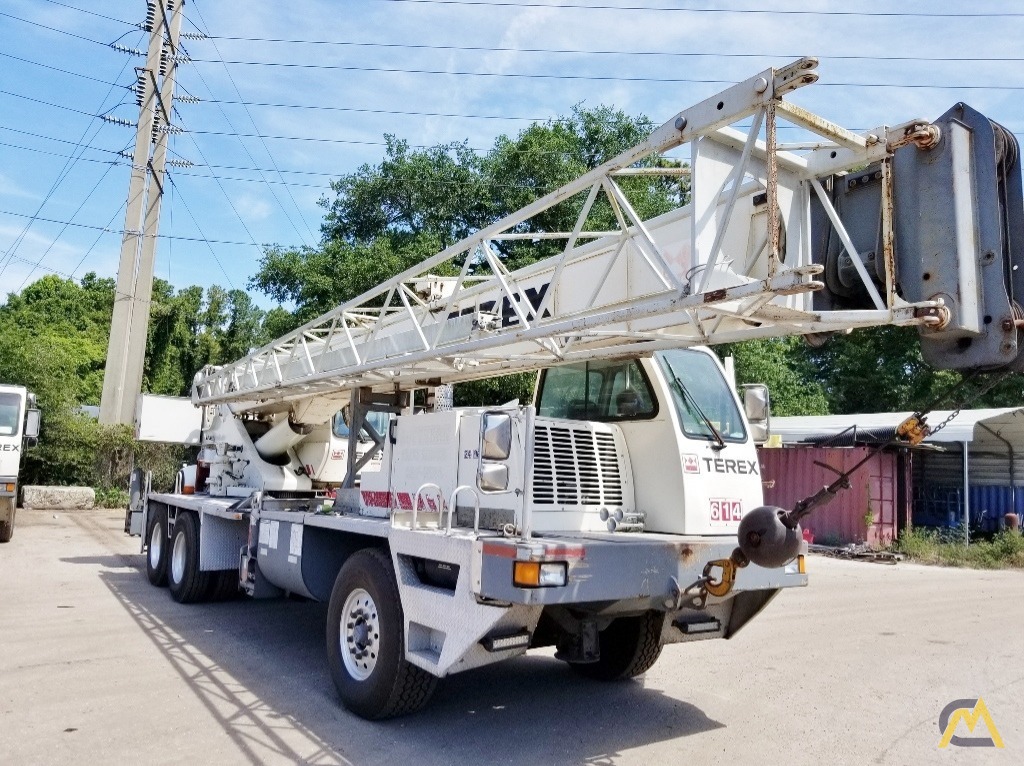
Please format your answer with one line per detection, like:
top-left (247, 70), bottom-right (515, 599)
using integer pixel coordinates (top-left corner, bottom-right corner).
top-left (22, 485), bottom-right (96, 510)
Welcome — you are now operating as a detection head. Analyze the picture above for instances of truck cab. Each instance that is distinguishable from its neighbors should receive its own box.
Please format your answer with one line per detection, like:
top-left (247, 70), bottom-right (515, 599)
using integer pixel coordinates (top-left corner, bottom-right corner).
top-left (0, 385), bottom-right (40, 543)
top-left (534, 347), bottom-right (764, 536)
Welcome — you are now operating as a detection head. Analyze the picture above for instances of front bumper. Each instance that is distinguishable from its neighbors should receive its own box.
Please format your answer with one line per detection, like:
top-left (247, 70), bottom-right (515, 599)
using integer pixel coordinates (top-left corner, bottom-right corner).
top-left (474, 532), bottom-right (808, 608)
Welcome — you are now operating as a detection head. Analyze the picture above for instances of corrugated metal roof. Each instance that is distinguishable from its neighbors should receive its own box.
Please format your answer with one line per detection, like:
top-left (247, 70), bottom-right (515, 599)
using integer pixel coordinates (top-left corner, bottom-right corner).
top-left (771, 407), bottom-right (1024, 447)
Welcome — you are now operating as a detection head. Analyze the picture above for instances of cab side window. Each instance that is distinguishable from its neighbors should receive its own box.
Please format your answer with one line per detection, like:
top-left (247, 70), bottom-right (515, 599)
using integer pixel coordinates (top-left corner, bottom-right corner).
top-left (537, 360), bottom-right (656, 421)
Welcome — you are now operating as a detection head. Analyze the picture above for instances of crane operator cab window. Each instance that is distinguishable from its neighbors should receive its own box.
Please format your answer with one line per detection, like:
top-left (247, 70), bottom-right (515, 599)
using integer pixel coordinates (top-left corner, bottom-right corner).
top-left (332, 410), bottom-right (391, 441)
top-left (537, 359), bottom-right (657, 421)
top-left (0, 393), bottom-right (22, 437)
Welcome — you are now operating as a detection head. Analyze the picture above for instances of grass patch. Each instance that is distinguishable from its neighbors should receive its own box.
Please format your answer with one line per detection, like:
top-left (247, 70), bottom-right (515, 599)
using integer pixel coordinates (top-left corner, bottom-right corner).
top-left (94, 486), bottom-right (129, 509)
top-left (893, 527), bottom-right (1024, 569)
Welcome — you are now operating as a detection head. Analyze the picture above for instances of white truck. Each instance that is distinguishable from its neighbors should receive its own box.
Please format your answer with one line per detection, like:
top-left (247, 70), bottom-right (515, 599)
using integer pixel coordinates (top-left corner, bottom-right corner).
top-left (126, 59), bottom-right (1024, 719)
top-left (0, 385), bottom-right (40, 543)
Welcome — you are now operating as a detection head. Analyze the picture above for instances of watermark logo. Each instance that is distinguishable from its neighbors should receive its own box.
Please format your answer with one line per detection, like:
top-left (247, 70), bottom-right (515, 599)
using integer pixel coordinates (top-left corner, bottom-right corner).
top-left (938, 698), bottom-right (1004, 749)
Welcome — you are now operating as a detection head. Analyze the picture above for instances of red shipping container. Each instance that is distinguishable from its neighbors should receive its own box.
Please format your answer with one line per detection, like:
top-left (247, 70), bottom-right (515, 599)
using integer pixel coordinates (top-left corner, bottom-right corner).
top-left (757, 446), bottom-right (911, 547)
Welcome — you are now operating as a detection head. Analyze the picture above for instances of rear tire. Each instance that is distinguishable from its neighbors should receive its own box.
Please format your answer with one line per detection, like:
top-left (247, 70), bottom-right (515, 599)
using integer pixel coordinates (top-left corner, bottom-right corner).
top-left (145, 508), bottom-right (170, 586)
top-left (569, 612), bottom-right (664, 681)
top-left (0, 513), bottom-right (13, 543)
top-left (167, 512), bottom-right (211, 603)
top-left (326, 548), bottom-right (438, 719)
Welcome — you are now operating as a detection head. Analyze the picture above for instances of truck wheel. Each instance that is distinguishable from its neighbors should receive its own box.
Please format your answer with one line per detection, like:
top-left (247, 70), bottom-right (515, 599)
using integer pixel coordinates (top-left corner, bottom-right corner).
top-left (167, 512), bottom-right (211, 604)
top-left (145, 508), bottom-right (170, 586)
top-left (570, 612), bottom-right (664, 681)
top-left (0, 505), bottom-right (14, 543)
top-left (326, 548), bottom-right (438, 719)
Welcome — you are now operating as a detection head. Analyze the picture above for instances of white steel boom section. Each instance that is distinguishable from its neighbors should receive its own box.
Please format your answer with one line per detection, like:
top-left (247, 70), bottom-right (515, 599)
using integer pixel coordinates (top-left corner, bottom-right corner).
top-left (193, 58), bottom-right (942, 413)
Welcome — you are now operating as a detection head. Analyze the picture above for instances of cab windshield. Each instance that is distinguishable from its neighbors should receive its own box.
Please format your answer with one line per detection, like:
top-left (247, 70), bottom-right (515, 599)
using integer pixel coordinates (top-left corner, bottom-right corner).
top-left (658, 349), bottom-right (747, 443)
top-left (0, 392), bottom-right (22, 437)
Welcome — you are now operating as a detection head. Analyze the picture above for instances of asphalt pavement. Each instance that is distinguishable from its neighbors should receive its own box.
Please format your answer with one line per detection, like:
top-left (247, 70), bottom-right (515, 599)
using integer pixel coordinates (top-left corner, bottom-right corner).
top-left (0, 508), bottom-right (1021, 765)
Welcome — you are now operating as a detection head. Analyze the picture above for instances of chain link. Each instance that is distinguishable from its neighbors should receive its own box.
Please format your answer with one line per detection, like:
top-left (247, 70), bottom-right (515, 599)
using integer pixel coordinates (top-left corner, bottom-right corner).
top-left (924, 370), bottom-right (1014, 438)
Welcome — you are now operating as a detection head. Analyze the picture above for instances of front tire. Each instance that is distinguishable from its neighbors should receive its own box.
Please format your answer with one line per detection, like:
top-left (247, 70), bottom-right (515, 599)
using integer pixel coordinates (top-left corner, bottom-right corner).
top-left (167, 512), bottom-right (211, 603)
top-left (326, 548), bottom-right (438, 719)
top-left (0, 511), bottom-right (13, 543)
top-left (569, 612), bottom-right (664, 681)
top-left (145, 508), bottom-right (170, 586)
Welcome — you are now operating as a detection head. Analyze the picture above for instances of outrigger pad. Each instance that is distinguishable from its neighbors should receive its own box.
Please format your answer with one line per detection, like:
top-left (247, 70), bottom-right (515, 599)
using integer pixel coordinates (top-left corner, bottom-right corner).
top-left (811, 103), bottom-right (1024, 372)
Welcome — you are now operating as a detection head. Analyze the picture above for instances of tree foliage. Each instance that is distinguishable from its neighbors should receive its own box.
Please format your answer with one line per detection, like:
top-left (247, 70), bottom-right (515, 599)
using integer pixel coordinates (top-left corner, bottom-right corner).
top-left (252, 105), bottom-right (686, 404)
top-left (0, 274), bottom-right (273, 489)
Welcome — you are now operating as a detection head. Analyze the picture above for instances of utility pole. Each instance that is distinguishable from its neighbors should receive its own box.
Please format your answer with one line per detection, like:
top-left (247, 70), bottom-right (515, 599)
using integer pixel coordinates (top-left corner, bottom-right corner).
top-left (100, 0), bottom-right (185, 425)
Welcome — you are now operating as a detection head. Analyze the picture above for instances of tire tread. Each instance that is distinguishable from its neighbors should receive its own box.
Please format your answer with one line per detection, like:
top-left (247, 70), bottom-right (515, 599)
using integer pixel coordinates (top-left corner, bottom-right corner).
top-left (168, 512), bottom-right (211, 603)
top-left (570, 611), bottom-right (664, 681)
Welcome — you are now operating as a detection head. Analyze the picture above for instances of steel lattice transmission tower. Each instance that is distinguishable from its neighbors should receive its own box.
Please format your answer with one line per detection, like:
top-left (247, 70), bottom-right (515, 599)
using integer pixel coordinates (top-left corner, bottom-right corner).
top-left (99, 0), bottom-right (185, 425)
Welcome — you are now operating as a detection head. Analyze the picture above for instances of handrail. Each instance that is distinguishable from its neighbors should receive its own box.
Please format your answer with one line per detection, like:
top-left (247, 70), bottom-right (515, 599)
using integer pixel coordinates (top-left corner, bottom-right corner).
top-left (449, 485), bottom-right (481, 534)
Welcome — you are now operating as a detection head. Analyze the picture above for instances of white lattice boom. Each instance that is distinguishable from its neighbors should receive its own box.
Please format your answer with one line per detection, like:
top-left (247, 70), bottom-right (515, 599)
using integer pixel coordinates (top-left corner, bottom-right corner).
top-left (193, 58), bottom-right (944, 415)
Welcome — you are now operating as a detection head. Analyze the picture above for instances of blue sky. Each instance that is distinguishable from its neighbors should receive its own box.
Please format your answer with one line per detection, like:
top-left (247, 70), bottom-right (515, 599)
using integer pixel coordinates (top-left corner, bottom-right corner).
top-left (1, 0), bottom-right (1021, 309)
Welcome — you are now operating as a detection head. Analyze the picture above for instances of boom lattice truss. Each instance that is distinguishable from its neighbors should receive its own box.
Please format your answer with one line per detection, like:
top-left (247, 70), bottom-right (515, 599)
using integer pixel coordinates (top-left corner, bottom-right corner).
top-left (193, 58), bottom-right (943, 413)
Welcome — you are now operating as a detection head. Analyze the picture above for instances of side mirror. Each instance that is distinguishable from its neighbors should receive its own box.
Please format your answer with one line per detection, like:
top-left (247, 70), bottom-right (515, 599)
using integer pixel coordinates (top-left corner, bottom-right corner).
top-left (477, 411), bottom-right (514, 493)
top-left (741, 384), bottom-right (770, 443)
top-left (24, 408), bottom-right (40, 440)
top-left (477, 463), bottom-right (509, 493)
top-left (480, 412), bottom-right (512, 460)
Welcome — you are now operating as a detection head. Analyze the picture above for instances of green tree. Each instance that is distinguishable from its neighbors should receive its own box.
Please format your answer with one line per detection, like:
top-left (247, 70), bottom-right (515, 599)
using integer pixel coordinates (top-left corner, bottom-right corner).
top-left (251, 105), bottom-right (685, 404)
top-left (722, 338), bottom-right (829, 416)
top-left (0, 274), bottom-right (268, 487)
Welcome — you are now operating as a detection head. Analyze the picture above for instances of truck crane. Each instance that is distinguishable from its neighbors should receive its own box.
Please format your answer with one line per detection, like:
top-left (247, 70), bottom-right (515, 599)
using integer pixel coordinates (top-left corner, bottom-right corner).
top-left (125, 58), bottom-right (1024, 719)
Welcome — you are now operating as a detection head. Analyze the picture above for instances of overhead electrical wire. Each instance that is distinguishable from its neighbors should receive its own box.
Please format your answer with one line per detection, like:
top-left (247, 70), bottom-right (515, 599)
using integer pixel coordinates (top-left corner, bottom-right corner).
top-left (192, 34), bottom-right (1024, 64)
top-left (0, 207), bottom-right (272, 247)
top-left (0, 54), bottom-right (135, 280)
top-left (38, 0), bottom-right (132, 26)
top-left (39, 0), bottom-right (1024, 22)
top-left (0, 51), bottom-right (128, 88)
top-left (15, 159), bottom-right (122, 290)
top-left (187, 0), bottom-right (318, 246)
top-left (164, 175), bottom-right (236, 287)
top-left (372, 0), bottom-right (1024, 18)
top-left (10, 6), bottom-right (1024, 65)
top-left (170, 106), bottom-right (269, 260)
top-left (176, 55), bottom-right (1024, 90)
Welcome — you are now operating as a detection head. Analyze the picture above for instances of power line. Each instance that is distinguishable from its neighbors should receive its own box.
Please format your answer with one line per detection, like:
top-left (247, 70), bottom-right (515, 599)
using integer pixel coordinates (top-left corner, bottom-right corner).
top-left (189, 93), bottom-right (549, 123)
top-left (169, 106), bottom-right (272, 258)
top-left (38, 0), bottom-right (133, 26)
top-left (192, 34), bottom-right (1024, 64)
top-left (11, 4), bottom-right (1020, 64)
top-left (69, 201), bottom-right (127, 280)
top-left (0, 88), bottom-right (100, 119)
top-left (187, 0), bottom-right (317, 245)
top-left (372, 0), bottom-right (1024, 18)
top-left (0, 207), bottom-right (277, 247)
top-left (0, 10), bottom-right (118, 47)
top-left (0, 124), bottom-right (126, 153)
top-left (0, 60), bottom-right (133, 279)
top-left (0, 51), bottom-right (130, 88)
top-left (0, 139), bottom-right (125, 167)
top-left (17, 2), bottom-right (1023, 61)
top-left (164, 175), bottom-right (236, 287)
top-left (179, 56), bottom-right (1024, 90)
top-left (16, 160), bottom-right (121, 290)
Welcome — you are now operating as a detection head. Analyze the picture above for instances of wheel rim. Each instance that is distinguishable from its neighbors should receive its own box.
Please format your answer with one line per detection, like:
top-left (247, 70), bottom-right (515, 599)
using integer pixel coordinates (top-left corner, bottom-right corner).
top-left (170, 528), bottom-right (187, 584)
top-left (149, 521), bottom-right (162, 568)
top-left (340, 587), bottom-right (380, 681)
